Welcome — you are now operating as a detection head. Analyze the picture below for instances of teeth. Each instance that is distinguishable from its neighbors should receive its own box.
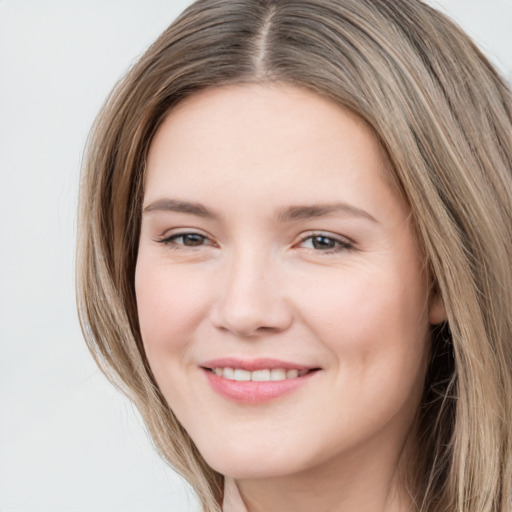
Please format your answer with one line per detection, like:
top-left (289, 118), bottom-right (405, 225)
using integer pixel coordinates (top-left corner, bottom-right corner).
top-left (252, 369), bottom-right (271, 381)
top-left (233, 369), bottom-right (251, 381)
top-left (270, 369), bottom-right (286, 381)
top-left (211, 367), bottom-right (308, 381)
top-left (223, 367), bottom-right (234, 379)
top-left (286, 369), bottom-right (299, 379)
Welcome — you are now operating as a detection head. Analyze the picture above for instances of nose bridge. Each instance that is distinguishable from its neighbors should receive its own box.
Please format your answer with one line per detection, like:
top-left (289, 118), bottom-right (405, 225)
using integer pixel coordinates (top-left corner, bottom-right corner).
top-left (212, 244), bottom-right (292, 336)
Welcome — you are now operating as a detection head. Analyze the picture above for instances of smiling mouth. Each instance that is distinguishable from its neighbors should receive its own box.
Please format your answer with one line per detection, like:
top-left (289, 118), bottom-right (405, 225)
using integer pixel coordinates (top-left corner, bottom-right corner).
top-left (201, 361), bottom-right (321, 403)
top-left (204, 367), bottom-right (317, 382)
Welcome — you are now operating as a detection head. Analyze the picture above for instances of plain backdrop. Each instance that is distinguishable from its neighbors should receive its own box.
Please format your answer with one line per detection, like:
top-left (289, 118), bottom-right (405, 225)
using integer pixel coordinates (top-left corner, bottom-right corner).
top-left (0, 1), bottom-right (511, 511)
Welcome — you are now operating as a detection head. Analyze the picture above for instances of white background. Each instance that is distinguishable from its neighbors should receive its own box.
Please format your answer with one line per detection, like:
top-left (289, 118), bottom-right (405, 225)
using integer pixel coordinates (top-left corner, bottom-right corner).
top-left (0, 1), bottom-right (510, 511)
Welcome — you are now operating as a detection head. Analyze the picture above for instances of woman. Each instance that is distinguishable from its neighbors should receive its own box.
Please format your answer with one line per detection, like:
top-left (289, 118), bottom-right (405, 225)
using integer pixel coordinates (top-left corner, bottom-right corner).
top-left (76, 0), bottom-right (512, 511)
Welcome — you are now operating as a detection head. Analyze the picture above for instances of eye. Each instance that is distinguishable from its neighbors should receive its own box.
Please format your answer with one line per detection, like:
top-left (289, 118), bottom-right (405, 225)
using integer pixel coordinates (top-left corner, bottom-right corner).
top-left (157, 232), bottom-right (214, 248)
top-left (297, 233), bottom-right (353, 253)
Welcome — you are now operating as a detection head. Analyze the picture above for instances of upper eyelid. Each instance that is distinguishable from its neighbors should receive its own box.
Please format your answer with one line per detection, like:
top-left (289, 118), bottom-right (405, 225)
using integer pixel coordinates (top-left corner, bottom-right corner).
top-left (295, 231), bottom-right (354, 245)
top-left (158, 227), bottom-right (213, 240)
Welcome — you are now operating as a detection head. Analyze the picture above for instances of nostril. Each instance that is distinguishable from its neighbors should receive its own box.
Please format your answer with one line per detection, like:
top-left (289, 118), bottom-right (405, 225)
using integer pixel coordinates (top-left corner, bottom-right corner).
top-left (256, 326), bottom-right (280, 333)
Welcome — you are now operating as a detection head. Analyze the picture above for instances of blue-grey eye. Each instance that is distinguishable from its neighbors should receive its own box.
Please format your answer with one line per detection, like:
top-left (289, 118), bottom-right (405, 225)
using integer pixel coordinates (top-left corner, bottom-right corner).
top-left (172, 233), bottom-right (208, 246)
top-left (299, 234), bottom-right (352, 251)
top-left (310, 235), bottom-right (337, 250)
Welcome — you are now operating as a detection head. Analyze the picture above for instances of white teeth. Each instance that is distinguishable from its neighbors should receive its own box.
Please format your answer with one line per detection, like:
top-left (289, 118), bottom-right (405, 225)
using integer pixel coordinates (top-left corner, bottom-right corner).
top-left (223, 367), bottom-right (234, 379)
top-left (211, 367), bottom-right (308, 381)
top-left (233, 369), bottom-right (251, 381)
top-left (270, 369), bottom-right (286, 381)
top-left (251, 369), bottom-right (271, 381)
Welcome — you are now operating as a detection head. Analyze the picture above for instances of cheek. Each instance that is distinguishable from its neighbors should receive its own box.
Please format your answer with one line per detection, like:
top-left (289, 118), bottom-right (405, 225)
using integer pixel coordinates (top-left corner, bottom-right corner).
top-left (293, 259), bottom-right (430, 376)
top-left (134, 259), bottom-right (211, 361)
top-left (296, 267), bottom-right (430, 445)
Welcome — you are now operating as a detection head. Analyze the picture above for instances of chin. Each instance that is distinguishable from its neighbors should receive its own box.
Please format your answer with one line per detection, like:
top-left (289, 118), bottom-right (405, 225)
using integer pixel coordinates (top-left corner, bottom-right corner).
top-left (198, 440), bottom-right (312, 480)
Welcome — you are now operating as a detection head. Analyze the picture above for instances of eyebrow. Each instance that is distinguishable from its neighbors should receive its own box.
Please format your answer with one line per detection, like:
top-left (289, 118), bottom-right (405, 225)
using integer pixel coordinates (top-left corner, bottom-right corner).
top-left (277, 202), bottom-right (379, 224)
top-left (143, 198), bottom-right (218, 219)
top-left (143, 198), bottom-right (378, 224)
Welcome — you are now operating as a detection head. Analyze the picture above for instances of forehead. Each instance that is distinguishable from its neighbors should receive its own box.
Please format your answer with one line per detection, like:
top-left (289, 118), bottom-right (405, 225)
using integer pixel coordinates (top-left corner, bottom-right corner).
top-left (149, 83), bottom-right (379, 162)
top-left (144, 83), bottom-right (406, 222)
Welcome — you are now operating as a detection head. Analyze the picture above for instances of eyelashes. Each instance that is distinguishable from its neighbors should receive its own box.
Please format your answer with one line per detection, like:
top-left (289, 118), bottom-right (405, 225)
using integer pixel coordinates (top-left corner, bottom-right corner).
top-left (160, 232), bottom-right (214, 248)
top-left (156, 231), bottom-right (354, 254)
top-left (297, 234), bottom-right (353, 252)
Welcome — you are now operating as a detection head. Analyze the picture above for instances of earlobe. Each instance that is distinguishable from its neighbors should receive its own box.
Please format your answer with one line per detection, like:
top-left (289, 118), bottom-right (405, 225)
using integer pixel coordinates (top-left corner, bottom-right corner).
top-left (429, 292), bottom-right (447, 325)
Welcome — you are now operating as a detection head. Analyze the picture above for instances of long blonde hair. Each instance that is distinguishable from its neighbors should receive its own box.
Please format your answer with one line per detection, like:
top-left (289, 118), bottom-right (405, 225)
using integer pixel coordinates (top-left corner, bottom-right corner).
top-left (77, 1), bottom-right (512, 510)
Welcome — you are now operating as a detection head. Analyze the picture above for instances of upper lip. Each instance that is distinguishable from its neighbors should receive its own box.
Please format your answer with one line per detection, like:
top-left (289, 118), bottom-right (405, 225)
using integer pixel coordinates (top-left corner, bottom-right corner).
top-left (200, 357), bottom-right (319, 372)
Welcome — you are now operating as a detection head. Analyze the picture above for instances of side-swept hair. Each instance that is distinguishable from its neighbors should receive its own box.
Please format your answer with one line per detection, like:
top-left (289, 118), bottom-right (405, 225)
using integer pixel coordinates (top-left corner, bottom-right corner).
top-left (77, 1), bottom-right (512, 510)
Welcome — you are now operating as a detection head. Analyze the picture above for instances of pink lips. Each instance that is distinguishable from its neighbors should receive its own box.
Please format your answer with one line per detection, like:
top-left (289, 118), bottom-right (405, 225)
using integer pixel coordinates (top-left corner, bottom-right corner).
top-left (201, 357), bottom-right (319, 404)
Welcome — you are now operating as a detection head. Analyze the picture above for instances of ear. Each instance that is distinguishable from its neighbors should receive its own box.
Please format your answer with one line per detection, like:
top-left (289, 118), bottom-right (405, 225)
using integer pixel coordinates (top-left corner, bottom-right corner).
top-left (429, 290), bottom-right (447, 325)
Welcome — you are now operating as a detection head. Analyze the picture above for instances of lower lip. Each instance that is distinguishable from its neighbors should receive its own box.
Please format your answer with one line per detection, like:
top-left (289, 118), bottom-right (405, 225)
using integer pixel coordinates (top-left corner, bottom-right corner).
top-left (203, 369), bottom-right (318, 404)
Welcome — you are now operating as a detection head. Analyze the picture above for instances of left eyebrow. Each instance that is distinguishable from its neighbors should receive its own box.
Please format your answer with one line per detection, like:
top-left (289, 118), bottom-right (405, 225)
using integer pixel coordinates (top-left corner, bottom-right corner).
top-left (277, 202), bottom-right (379, 224)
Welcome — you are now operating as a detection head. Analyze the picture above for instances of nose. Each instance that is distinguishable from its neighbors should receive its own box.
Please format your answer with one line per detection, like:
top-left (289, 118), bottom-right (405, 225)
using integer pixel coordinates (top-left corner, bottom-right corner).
top-left (210, 249), bottom-right (294, 338)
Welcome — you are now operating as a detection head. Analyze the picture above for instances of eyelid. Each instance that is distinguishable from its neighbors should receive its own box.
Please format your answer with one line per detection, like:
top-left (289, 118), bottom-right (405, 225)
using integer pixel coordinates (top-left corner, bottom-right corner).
top-left (155, 229), bottom-right (218, 248)
top-left (294, 231), bottom-right (354, 252)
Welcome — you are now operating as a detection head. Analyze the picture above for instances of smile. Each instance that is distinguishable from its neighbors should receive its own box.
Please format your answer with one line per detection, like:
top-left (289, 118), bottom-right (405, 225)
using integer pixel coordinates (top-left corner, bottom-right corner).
top-left (200, 358), bottom-right (320, 403)
top-left (209, 367), bottom-right (310, 381)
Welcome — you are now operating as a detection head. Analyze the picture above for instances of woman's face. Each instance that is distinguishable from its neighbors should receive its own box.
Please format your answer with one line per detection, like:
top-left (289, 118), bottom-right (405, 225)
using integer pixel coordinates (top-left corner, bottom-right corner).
top-left (136, 84), bottom-right (445, 480)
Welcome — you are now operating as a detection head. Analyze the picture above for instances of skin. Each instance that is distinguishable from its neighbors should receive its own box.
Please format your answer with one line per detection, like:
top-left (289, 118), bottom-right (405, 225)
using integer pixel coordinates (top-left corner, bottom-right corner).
top-left (135, 84), bottom-right (446, 512)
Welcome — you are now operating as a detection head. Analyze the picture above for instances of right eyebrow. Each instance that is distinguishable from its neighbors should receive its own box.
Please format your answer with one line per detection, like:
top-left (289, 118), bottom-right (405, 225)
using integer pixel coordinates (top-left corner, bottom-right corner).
top-left (142, 198), bottom-right (218, 219)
